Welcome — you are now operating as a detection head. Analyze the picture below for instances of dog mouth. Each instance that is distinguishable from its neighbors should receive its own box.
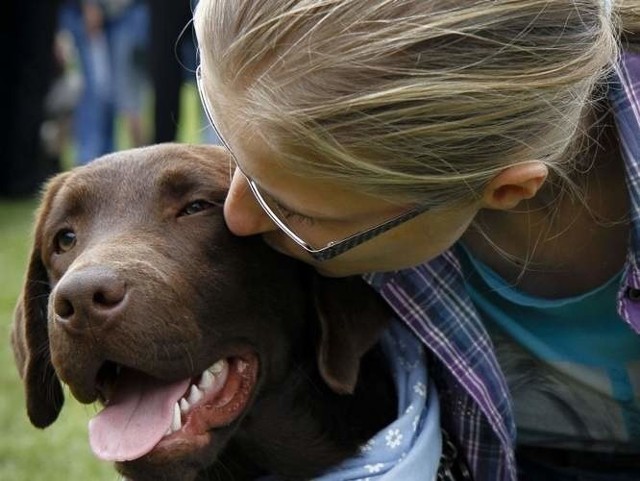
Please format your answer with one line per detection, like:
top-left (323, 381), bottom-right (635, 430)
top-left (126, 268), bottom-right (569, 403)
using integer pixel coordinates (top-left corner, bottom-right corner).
top-left (88, 354), bottom-right (258, 463)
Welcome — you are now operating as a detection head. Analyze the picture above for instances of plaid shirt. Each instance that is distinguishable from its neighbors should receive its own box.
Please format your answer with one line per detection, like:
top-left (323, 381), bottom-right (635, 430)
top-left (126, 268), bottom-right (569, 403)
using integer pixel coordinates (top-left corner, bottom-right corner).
top-left (364, 51), bottom-right (640, 481)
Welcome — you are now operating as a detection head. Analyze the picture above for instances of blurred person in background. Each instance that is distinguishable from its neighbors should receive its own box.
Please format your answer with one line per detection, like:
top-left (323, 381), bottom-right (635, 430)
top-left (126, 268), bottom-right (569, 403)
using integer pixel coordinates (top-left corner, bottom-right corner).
top-left (59, 0), bottom-right (149, 165)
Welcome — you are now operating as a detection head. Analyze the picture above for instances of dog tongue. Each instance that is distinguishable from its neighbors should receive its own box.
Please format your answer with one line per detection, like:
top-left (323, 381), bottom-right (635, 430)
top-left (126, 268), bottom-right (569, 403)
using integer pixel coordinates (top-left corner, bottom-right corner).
top-left (88, 370), bottom-right (190, 462)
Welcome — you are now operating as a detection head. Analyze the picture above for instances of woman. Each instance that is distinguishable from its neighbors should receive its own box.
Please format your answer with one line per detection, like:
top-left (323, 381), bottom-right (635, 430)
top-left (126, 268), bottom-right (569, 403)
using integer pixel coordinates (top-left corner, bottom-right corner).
top-left (193, 1), bottom-right (640, 480)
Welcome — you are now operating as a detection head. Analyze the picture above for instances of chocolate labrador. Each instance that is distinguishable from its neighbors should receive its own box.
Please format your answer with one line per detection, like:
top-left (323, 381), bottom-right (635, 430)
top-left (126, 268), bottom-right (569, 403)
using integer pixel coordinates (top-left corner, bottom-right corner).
top-left (11, 144), bottom-right (397, 481)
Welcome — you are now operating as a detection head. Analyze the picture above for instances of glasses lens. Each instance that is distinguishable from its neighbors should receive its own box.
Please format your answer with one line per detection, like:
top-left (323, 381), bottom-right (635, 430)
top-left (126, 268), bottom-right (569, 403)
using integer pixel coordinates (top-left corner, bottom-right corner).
top-left (198, 69), bottom-right (324, 249)
top-left (247, 180), bottom-right (336, 250)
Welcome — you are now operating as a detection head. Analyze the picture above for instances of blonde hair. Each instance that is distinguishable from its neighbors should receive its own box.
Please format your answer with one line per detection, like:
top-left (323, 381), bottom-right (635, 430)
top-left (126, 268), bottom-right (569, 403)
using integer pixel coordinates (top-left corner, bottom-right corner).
top-left (194, 0), bottom-right (639, 207)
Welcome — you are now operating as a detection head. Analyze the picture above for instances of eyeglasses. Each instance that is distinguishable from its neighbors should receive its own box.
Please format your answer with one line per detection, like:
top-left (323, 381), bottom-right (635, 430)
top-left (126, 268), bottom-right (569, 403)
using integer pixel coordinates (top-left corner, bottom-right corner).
top-left (196, 65), bottom-right (429, 261)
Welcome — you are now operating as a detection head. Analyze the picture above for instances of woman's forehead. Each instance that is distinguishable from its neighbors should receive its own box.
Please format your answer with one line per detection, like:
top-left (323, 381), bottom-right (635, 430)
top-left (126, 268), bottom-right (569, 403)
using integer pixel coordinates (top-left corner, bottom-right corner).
top-left (228, 124), bottom-right (409, 219)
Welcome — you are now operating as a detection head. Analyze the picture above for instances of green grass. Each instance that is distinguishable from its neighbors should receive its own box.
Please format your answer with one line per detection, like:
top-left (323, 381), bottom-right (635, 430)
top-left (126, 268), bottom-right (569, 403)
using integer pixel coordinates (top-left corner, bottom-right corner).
top-left (0, 200), bottom-right (116, 481)
top-left (0, 85), bottom-right (206, 480)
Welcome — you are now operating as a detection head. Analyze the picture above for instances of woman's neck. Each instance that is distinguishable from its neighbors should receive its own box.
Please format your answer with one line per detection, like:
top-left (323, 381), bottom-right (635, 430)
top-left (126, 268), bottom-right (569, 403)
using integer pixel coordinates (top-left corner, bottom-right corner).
top-left (462, 119), bottom-right (630, 299)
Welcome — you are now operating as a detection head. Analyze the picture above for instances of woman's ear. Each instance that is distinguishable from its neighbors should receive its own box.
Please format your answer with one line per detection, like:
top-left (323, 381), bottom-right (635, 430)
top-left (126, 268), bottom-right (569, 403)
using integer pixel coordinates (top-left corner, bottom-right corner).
top-left (482, 161), bottom-right (548, 210)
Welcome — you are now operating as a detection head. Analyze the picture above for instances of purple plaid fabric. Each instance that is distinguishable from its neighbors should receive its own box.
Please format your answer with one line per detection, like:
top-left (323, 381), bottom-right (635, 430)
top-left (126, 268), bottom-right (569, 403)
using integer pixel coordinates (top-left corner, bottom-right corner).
top-left (364, 51), bottom-right (640, 481)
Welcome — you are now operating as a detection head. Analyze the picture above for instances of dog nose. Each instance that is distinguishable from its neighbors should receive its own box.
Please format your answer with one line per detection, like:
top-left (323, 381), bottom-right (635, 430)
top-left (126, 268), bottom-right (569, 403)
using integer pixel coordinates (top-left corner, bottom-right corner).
top-left (53, 267), bottom-right (127, 332)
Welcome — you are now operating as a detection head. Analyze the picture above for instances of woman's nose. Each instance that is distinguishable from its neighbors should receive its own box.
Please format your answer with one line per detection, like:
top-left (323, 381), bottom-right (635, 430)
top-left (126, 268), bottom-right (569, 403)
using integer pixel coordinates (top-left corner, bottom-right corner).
top-left (224, 168), bottom-right (278, 236)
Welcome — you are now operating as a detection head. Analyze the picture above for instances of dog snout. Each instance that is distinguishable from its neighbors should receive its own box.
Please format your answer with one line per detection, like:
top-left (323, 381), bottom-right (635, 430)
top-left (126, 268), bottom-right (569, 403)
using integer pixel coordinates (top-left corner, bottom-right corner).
top-left (53, 266), bottom-right (127, 333)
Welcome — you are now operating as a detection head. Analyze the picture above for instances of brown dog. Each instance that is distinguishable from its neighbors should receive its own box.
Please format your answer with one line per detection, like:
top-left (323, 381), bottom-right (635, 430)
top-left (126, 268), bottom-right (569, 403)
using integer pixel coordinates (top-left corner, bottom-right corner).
top-left (11, 144), bottom-right (396, 481)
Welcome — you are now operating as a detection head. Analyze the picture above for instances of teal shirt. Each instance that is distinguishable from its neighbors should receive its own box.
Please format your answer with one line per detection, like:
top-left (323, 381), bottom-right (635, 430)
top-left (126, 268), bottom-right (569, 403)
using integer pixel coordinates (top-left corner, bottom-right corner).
top-left (458, 245), bottom-right (640, 451)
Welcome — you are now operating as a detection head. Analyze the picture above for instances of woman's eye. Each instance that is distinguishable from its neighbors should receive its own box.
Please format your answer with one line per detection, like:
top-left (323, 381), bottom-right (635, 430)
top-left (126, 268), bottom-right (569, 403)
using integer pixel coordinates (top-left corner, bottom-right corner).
top-left (282, 211), bottom-right (317, 226)
top-left (179, 200), bottom-right (217, 217)
top-left (54, 229), bottom-right (77, 253)
top-left (274, 202), bottom-right (316, 226)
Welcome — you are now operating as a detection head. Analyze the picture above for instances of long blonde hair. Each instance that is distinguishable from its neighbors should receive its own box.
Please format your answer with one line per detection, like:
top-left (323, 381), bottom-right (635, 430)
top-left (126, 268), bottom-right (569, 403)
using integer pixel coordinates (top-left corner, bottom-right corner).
top-left (194, 0), bottom-right (639, 206)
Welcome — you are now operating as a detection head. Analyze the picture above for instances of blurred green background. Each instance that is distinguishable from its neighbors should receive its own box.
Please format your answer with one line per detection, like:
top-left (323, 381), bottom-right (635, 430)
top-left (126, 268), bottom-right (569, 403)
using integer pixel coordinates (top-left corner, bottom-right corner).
top-left (0, 86), bottom-right (204, 481)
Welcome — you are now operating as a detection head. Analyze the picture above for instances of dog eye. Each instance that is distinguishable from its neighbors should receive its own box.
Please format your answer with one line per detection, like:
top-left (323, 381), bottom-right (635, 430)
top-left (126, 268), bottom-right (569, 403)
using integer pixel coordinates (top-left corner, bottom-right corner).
top-left (54, 229), bottom-right (77, 253)
top-left (179, 200), bottom-right (217, 217)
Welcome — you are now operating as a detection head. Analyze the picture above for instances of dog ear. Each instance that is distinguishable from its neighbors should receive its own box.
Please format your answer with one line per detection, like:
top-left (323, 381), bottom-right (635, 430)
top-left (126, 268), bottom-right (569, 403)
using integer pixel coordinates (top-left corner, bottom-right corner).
top-left (313, 275), bottom-right (390, 395)
top-left (11, 173), bottom-right (70, 428)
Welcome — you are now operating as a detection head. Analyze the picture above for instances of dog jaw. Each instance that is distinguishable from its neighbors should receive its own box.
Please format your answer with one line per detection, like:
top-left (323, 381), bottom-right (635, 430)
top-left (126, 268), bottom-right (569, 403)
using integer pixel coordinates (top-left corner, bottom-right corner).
top-left (88, 353), bottom-right (259, 468)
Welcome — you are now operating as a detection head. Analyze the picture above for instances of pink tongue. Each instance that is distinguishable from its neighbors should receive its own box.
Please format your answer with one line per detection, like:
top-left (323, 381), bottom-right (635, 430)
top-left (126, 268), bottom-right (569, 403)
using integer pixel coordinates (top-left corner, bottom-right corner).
top-left (88, 370), bottom-right (190, 462)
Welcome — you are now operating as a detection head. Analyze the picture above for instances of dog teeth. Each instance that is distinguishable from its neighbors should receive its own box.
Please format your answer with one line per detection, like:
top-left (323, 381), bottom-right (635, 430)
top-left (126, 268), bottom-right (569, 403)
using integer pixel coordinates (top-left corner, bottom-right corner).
top-left (170, 403), bottom-right (182, 432)
top-left (166, 399), bottom-right (189, 437)
top-left (164, 360), bottom-right (230, 436)
top-left (237, 360), bottom-right (248, 373)
top-left (209, 359), bottom-right (226, 375)
top-left (187, 385), bottom-right (204, 405)
top-left (198, 370), bottom-right (214, 390)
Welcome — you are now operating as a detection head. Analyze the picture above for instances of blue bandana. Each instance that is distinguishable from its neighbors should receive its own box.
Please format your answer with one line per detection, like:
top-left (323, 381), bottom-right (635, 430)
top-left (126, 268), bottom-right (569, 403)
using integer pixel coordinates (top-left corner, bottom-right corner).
top-left (258, 319), bottom-right (441, 481)
top-left (311, 319), bottom-right (442, 481)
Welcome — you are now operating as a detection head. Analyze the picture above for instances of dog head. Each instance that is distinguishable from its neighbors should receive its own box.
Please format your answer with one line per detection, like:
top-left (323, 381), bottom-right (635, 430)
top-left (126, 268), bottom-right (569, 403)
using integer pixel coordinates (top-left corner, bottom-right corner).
top-left (12, 143), bottom-right (390, 480)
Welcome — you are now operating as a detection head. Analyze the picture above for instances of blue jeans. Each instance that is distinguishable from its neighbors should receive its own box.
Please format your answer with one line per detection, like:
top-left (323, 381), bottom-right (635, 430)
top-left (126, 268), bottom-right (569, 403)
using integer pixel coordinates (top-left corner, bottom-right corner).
top-left (59, 5), bottom-right (114, 164)
top-left (58, 2), bottom-right (150, 164)
top-left (109, 2), bottom-right (149, 114)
